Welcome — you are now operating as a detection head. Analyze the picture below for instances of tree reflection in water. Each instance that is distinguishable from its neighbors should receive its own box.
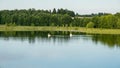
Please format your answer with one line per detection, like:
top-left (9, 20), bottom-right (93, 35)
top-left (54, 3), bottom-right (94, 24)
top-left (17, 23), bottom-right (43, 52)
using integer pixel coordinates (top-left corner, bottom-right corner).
top-left (0, 31), bottom-right (120, 48)
top-left (91, 34), bottom-right (120, 48)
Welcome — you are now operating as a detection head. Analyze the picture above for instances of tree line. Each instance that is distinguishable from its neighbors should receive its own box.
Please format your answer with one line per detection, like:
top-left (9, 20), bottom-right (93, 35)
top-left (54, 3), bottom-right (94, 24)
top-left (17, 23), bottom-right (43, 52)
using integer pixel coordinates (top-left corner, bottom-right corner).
top-left (0, 8), bottom-right (120, 29)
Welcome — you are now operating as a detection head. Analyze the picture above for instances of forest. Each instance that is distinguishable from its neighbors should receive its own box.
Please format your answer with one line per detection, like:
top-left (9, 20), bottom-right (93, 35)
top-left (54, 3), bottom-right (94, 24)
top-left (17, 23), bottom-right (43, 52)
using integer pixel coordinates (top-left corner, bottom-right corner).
top-left (0, 8), bottom-right (120, 29)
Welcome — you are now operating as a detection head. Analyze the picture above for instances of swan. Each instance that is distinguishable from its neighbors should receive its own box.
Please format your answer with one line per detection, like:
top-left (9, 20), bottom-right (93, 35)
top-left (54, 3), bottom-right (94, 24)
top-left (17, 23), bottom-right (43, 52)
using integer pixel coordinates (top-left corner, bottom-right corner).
top-left (70, 33), bottom-right (72, 37)
top-left (48, 33), bottom-right (51, 37)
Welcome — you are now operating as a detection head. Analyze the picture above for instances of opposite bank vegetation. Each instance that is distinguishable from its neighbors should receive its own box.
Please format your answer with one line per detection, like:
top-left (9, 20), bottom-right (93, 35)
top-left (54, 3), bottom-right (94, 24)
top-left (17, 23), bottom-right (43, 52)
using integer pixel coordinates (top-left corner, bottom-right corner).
top-left (0, 25), bottom-right (120, 34)
top-left (0, 8), bottom-right (120, 29)
top-left (0, 8), bottom-right (120, 34)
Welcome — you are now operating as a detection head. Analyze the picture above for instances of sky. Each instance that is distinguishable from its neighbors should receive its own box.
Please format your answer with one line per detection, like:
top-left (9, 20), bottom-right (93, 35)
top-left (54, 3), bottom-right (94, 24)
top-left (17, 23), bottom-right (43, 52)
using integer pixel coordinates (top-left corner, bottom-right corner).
top-left (0, 0), bottom-right (120, 14)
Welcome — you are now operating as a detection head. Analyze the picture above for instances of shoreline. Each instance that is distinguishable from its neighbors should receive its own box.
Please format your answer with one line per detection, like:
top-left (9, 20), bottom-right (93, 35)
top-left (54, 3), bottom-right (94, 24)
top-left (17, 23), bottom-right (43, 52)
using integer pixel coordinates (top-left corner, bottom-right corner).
top-left (0, 25), bottom-right (120, 34)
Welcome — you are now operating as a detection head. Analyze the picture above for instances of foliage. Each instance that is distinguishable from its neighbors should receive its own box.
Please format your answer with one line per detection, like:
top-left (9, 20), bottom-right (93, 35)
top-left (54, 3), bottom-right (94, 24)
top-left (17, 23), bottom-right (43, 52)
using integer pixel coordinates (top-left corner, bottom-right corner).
top-left (0, 8), bottom-right (120, 29)
top-left (117, 19), bottom-right (120, 29)
top-left (86, 22), bottom-right (94, 28)
top-left (52, 8), bottom-right (57, 14)
top-left (5, 22), bottom-right (16, 26)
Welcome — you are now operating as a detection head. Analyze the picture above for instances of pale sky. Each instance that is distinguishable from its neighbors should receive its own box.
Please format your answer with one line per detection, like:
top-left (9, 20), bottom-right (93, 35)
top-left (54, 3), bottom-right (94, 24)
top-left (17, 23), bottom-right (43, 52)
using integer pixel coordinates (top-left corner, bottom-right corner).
top-left (0, 0), bottom-right (120, 14)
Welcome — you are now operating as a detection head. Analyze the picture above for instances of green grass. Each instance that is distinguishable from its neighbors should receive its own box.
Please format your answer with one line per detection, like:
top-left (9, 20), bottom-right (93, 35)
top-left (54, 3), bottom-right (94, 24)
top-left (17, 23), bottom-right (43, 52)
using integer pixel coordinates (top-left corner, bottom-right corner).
top-left (0, 25), bottom-right (120, 34)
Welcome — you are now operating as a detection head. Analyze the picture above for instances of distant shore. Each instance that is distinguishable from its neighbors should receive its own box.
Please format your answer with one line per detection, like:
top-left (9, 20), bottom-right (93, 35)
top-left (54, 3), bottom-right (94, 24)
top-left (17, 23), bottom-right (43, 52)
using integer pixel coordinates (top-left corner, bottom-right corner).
top-left (0, 25), bottom-right (120, 34)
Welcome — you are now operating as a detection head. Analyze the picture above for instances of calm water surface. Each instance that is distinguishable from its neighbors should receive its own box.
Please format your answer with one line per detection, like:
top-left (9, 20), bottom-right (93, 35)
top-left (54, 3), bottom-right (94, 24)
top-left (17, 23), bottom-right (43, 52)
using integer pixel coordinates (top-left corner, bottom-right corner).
top-left (0, 31), bottom-right (120, 68)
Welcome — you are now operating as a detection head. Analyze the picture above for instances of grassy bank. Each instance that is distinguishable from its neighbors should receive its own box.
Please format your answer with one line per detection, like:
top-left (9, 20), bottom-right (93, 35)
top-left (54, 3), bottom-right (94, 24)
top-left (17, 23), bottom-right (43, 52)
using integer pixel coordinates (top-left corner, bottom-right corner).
top-left (0, 25), bottom-right (120, 34)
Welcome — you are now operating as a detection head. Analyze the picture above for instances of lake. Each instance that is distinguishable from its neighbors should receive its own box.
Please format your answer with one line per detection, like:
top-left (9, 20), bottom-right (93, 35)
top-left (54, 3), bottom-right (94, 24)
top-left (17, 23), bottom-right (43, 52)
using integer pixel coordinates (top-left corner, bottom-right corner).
top-left (0, 31), bottom-right (120, 68)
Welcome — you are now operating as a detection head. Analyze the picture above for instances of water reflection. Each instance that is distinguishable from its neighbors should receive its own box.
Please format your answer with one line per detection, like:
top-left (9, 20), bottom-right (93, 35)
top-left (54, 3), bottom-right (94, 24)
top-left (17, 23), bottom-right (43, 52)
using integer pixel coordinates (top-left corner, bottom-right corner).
top-left (91, 34), bottom-right (120, 48)
top-left (0, 31), bottom-right (85, 43)
top-left (0, 31), bottom-right (120, 68)
top-left (0, 31), bottom-right (120, 48)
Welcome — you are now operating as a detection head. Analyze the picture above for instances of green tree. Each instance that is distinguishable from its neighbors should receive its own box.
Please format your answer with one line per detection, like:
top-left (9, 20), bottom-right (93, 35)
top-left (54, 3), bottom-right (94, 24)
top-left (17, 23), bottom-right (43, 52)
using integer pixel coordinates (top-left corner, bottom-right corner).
top-left (52, 8), bottom-right (57, 14)
top-left (0, 8), bottom-right (119, 29)
top-left (115, 12), bottom-right (120, 18)
top-left (98, 15), bottom-right (117, 28)
top-left (86, 22), bottom-right (95, 28)
top-left (92, 16), bottom-right (99, 28)
top-left (117, 19), bottom-right (120, 29)
top-left (61, 14), bottom-right (72, 26)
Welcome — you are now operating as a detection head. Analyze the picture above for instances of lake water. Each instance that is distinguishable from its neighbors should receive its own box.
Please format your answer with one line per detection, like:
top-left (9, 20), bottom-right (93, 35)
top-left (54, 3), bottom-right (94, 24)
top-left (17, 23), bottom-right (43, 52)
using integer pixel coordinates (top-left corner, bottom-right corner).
top-left (0, 31), bottom-right (120, 68)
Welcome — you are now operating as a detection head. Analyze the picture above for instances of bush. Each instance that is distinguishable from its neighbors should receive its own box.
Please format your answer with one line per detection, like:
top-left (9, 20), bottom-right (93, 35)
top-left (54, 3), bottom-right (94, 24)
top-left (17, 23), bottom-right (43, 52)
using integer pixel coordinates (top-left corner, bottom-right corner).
top-left (31, 23), bottom-right (35, 26)
top-left (86, 22), bottom-right (95, 28)
top-left (117, 19), bottom-right (120, 29)
top-left (5, 22), bottom-right (16, 26)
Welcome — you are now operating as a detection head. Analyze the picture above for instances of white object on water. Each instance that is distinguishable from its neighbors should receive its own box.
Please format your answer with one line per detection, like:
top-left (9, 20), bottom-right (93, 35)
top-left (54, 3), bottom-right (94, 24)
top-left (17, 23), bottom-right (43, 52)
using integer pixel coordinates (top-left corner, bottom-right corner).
top-left (48, 33), bottom-right (51, 37)
top-left (70, 33), bottom-right (72, 37)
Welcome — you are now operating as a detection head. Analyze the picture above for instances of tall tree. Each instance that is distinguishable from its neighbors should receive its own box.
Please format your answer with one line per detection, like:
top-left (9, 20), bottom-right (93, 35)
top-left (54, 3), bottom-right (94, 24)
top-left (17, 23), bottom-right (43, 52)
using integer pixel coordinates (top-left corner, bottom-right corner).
top-left (52, 8), bottom-right (57, 14)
